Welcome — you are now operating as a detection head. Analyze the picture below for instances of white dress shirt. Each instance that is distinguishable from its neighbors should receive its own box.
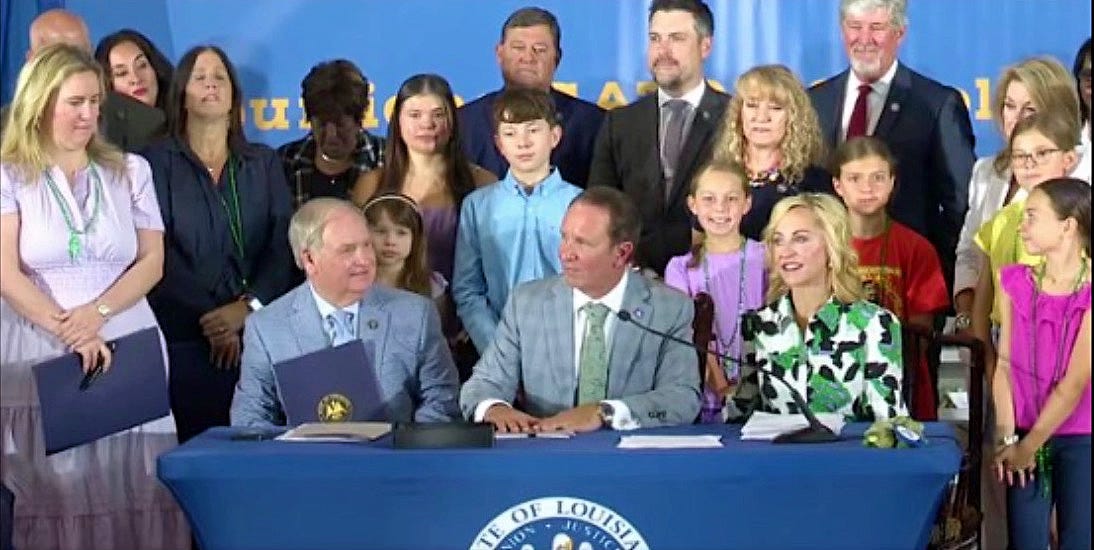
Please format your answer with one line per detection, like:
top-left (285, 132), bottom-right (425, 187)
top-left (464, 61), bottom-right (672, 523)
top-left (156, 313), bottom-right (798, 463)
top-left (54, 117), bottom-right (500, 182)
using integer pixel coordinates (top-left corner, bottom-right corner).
top-left (309, 284), bottom-right (361, 343)
top-left (473, 271), bottom-right (639, 430)
top-left (840, 61), bottom-right (900, 141)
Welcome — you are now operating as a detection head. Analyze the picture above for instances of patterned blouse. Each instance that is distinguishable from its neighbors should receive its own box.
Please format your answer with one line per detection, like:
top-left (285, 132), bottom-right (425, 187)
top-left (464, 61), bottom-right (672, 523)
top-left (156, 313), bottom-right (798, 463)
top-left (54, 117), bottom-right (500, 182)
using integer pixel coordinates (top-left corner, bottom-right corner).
top-left (737, 294), bottom-right (907, 422)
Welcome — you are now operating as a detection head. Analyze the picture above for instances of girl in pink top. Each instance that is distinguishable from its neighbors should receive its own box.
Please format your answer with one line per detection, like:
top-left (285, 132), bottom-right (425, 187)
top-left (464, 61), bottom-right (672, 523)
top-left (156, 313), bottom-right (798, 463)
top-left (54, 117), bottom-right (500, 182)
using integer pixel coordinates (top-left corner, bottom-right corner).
top-left (993, 177), bottom-right (1091, 549)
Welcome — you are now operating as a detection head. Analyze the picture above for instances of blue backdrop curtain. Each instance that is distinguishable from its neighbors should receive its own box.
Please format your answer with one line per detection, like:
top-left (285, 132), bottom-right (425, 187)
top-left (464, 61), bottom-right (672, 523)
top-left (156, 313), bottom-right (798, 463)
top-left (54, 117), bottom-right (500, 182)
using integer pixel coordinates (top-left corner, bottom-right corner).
top-left (1, 0), bottom-right (62, 104)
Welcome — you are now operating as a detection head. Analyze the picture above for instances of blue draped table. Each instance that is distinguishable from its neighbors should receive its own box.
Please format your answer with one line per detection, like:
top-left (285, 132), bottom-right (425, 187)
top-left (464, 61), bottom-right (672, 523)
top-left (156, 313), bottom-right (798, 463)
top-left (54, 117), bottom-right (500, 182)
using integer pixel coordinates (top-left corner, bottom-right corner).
top-left (158, 423), bottom-right (961, 550)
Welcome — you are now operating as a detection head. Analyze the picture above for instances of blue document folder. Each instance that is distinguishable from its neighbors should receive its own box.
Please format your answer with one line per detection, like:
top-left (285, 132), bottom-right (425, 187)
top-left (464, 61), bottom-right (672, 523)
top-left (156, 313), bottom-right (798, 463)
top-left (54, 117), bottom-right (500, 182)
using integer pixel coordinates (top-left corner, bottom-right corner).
top-left (272, 340), bottom-right (387, 426)
top-left (33, 327), bottom-right (170, 455)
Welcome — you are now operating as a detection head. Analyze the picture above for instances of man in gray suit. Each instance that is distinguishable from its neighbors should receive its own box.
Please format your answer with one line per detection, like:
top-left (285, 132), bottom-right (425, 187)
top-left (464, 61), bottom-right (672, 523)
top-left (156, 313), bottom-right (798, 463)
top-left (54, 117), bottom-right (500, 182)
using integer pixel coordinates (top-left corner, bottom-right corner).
top-left (231, 198), bottom-right (460, 427)
top-left (460, 187), bottom-right (700, 433)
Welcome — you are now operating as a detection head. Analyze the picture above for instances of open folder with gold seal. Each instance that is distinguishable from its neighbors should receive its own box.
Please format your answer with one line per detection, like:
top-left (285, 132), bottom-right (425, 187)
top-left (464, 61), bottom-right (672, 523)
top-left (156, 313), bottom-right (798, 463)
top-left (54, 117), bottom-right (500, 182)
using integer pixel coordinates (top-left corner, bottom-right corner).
top-left (271, 339), bottom-right (387, 426)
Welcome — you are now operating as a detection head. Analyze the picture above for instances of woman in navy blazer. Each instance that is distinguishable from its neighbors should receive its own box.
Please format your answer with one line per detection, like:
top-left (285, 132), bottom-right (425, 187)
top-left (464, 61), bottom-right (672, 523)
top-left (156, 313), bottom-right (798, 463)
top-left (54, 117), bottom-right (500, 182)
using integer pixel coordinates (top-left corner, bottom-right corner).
top-left (141, 45), bottom-right (294, 443)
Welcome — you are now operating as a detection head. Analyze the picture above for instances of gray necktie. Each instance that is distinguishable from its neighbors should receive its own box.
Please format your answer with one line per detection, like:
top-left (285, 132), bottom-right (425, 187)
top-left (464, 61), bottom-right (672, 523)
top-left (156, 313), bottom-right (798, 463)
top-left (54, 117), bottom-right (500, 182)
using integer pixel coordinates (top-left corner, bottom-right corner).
top-left (576, 303), bottom-right (611, 405)
top-left (326, 310), bottom-right (355, 347)
top-left (661, 99), bottom-right (690, 199)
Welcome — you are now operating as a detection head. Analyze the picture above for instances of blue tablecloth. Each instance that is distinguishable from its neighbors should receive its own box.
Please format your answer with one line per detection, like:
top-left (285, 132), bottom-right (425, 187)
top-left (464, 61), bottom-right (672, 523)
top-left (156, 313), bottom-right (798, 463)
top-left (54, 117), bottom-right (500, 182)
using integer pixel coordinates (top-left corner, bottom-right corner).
top-left (158, 423), bottom-right (961, 550)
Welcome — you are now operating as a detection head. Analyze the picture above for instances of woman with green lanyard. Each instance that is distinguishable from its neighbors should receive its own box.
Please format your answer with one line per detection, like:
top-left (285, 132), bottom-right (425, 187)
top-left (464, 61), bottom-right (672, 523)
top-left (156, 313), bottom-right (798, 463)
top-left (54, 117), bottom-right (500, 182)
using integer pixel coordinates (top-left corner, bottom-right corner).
top-left (142, 45), bottom-right (293, 443)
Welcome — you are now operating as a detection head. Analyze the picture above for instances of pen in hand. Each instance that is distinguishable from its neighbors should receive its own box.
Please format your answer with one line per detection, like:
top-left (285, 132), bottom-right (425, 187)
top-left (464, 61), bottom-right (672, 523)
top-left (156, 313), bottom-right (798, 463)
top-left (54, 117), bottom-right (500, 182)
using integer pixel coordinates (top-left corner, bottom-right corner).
top-left (78, 358), bottom-right (104, 391)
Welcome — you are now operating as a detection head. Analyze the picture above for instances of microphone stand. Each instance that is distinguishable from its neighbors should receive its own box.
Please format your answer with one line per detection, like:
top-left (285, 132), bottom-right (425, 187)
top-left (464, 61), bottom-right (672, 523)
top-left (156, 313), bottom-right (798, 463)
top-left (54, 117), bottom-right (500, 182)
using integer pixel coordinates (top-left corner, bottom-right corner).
top-left (615, 309), bottom-right (838, 443)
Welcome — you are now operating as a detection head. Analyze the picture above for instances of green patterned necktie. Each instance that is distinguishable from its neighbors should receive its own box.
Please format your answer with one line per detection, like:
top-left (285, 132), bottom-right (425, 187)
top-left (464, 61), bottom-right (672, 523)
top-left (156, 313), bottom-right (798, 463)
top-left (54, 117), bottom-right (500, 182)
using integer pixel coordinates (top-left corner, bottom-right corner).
top-left (577, 302), bottom-right (610, 405)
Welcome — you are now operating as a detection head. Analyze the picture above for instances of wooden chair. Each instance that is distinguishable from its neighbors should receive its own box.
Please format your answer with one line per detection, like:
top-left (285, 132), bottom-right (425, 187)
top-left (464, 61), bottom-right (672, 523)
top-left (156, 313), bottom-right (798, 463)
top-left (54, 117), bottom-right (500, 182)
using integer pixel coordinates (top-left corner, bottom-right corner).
top-left (903, 326), bottom-right (986, 550)
top-left (691, 292), bottom-right (715, 423)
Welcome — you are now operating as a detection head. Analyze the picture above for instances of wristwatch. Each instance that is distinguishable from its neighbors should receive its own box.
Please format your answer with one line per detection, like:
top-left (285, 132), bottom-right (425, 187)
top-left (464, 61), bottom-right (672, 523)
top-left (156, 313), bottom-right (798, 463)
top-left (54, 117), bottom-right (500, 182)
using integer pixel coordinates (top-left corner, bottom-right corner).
top-left (997, 434), bottom-right (1019, 447)
top-left (598, 402), bottom-right (615, 428)
top-left (95, 302), bottom-right (112, 319)
top-left (240, 293), bottom-right (264, 312)
top-left (954, 313), bottom-right (972, 331)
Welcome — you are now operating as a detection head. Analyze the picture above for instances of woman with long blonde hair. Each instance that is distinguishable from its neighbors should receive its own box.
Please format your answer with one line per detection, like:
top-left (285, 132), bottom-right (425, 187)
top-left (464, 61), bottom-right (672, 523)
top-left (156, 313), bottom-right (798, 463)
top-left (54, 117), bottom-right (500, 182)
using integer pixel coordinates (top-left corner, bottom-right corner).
top-left (733, 193), bottom-right (906, 422)
top-left (713, 64), bottom-right (831, 240)
top-left (1, 44), bottom-right (187, 549)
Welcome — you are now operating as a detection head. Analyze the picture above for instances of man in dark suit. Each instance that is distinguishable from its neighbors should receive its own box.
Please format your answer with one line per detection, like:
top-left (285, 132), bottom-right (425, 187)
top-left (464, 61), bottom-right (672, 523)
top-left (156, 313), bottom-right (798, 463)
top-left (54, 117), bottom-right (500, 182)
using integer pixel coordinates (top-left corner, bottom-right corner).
top-left (808, 0), bottom-right (975, 292)
top-left (458, 7), bottom-right (603, 187)
top-left (3, 9), bottom-right (166, 152)
top-left (588, 0), bottom-right (728, 276)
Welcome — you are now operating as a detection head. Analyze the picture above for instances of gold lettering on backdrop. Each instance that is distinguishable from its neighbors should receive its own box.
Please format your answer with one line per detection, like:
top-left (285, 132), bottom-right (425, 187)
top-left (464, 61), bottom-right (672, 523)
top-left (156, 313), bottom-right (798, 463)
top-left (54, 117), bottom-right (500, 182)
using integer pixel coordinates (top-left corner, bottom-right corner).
top-left (553, 82), bottom-right (578, 97)
top-left (362, 82), bottom-right (380, 129)
top-left (383, 95), bottom-right (397, 124)
top-left (247, 76), bottom-right (997, 131)
top-left (973, 78), bottom-right (993, 121)
top-left (249, 98), bottom-right (290, 130)
top-left (597, 81), bottom-right (629, 110)
top-left (636, 80), bottom-right (657, 97)
top-left (298, 98), bottom-right (309, 130)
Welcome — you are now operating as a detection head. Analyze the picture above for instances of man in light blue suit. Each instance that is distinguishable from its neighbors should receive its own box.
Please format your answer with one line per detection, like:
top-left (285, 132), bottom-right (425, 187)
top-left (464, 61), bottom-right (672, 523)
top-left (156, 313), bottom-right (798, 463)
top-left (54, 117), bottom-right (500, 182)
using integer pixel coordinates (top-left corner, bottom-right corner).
top-left (460, 187), bottom-right (700, 433)
top-left (231, 199), bottom-right (459, 428)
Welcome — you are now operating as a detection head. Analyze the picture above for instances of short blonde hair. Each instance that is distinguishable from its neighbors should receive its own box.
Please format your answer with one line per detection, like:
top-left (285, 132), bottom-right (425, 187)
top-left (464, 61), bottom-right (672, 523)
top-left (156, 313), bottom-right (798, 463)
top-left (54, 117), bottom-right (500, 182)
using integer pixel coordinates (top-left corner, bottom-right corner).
top-left (992, 56), bottom-right (1079, 175)
top-left (763, 193), bottom-right (865, 304)
top-left (288, 198), bottom-right (364, 268)
top-left (0, 43), bottom-right (123, 181)
top-left (714, 65), bottom-right (826, 185)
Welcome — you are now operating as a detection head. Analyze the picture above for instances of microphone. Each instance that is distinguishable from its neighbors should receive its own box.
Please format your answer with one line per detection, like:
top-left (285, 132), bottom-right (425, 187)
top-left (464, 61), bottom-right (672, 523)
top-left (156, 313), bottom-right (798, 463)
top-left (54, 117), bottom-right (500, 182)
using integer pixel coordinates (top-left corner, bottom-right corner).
top-left (615, 309), bottom-right (839, 444)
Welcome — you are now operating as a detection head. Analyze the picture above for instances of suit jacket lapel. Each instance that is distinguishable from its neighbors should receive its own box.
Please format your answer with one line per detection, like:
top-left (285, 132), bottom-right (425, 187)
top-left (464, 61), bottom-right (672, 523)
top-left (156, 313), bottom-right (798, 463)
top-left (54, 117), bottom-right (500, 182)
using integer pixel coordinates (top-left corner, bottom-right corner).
top-left (635, 95), bottom-right (665, 209)
top-left (824, 70), bottom-right (851, 145)
top-left (291, 286), bottom-right (330, 354)
top-left (607, 274), bottom-right (652, 396)
top-left (543, 280), bottom-right (576, 403)
top-left (357, 288), bottom-right (391, 375)
top-left (873, 64), bottom-right (910, 139)
top-left (668, 85), bottom-right (723, 207)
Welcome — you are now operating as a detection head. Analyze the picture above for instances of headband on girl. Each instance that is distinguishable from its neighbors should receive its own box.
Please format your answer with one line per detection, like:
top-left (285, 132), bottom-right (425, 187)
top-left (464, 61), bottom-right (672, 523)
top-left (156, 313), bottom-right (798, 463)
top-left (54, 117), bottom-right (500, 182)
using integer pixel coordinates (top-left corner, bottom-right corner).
top-left (363, 193), bottom-right (420, 213)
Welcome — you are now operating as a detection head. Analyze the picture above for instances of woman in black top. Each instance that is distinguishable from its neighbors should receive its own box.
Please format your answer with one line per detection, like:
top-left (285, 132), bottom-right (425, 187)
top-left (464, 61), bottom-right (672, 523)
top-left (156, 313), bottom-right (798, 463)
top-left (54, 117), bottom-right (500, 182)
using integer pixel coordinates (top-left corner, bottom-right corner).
top-left (141, 45), bottom-right (294, 442)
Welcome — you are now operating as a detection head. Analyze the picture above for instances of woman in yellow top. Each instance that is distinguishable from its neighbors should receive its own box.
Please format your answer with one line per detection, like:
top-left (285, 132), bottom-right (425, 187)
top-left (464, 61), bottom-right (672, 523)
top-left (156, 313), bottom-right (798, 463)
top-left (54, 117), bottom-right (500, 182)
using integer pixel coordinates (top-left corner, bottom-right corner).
top-left (973, 112), bottom-right (1080, 377)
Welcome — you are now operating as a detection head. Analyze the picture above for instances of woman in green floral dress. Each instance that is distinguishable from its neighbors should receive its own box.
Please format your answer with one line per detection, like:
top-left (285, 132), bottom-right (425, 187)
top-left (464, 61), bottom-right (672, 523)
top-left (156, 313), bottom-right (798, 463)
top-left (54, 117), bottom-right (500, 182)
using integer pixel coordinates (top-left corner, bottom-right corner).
top-left (735, 193), bottom-right (907, 422)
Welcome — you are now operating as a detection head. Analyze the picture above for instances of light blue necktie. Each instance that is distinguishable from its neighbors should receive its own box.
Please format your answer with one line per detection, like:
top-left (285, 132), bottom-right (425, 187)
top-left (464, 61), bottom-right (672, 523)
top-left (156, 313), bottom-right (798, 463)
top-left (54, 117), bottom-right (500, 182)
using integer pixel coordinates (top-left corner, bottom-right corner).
top-left (326, 310), bottom-right (355, 346)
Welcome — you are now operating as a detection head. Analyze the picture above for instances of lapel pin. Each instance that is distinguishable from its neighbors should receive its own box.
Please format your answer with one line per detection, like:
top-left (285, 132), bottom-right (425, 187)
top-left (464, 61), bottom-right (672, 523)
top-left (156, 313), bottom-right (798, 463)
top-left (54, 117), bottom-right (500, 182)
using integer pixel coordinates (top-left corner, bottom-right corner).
top-left (701, 110), bottom-right (710, 120)
top-left (367, 320), bottom-right (379, 330)
top-left (633, 308), bottom-right (645, 320)
top-left (890, 103), bottom-right (900, 113)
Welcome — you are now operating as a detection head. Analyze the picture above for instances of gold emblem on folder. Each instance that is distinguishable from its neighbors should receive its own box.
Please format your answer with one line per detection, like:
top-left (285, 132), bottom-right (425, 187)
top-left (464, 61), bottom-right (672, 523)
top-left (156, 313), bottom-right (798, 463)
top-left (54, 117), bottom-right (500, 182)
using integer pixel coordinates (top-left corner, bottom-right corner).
top-left (317, 393), bottom-right (352, 422)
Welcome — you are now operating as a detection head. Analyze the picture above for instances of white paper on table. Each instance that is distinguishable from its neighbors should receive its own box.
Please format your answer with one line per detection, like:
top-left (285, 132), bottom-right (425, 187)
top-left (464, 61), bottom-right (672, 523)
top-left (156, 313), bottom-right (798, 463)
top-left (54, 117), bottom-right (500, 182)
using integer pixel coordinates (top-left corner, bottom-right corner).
top-left (617, 435), bottom-right (723, 449)
top-left (275, 422), bottom-right (392, 442)
top-left (740, 412), bottom-right (845, 441)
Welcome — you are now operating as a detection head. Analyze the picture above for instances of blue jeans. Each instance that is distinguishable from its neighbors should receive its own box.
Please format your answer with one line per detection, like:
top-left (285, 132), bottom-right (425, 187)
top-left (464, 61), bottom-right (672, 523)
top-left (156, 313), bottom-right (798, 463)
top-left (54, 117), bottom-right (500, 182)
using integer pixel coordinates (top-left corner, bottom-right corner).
top-left (1006, 433), bottom-right (1091, 550)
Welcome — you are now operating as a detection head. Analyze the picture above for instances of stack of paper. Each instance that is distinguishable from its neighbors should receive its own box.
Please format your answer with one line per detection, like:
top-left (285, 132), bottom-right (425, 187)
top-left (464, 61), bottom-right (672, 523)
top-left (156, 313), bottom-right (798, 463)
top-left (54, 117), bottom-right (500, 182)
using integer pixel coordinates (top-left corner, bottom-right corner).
top-left (740, 412), bottom-right (845, 440)
top-left (617, 435), bottom-right (723, 449)
top-left (276, 422), bottom-right (392, 442)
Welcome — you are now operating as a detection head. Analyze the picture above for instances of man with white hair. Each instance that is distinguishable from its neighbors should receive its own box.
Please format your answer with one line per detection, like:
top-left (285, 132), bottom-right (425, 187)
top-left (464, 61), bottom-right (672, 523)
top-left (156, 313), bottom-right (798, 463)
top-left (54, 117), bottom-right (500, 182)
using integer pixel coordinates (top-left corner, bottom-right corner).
top-left (231, 198), bottom-right (460, 427)
top-left (809, 0), bottom-right (975, 295)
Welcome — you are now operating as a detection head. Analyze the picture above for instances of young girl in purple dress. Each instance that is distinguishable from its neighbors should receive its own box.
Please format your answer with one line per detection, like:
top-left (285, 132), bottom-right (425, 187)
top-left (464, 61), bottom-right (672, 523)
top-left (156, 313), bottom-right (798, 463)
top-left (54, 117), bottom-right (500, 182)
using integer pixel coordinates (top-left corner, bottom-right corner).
top-left (664, 160), bottom-right (767, 422)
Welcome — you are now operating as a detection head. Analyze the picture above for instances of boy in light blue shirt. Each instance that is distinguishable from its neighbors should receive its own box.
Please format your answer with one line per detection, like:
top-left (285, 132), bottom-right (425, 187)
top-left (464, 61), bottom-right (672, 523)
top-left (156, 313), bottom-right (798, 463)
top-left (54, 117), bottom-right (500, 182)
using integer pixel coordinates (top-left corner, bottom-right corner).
top-left (453, 89), bottom-right (582, 353)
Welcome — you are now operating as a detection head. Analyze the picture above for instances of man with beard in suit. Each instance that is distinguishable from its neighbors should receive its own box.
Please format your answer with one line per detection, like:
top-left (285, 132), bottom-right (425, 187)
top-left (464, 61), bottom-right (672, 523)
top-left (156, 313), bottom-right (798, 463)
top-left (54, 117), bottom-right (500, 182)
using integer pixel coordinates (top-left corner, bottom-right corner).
top-left (588, 0), bottom-right (728, 276)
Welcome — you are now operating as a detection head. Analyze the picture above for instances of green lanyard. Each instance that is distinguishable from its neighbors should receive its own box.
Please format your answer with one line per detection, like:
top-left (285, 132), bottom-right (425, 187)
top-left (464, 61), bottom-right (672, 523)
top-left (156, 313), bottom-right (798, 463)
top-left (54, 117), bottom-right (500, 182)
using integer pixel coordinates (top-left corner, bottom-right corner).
top-left (43, 164), bottom-right (104, 262)
top-left (217, 158), bottom-right (248, 290)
